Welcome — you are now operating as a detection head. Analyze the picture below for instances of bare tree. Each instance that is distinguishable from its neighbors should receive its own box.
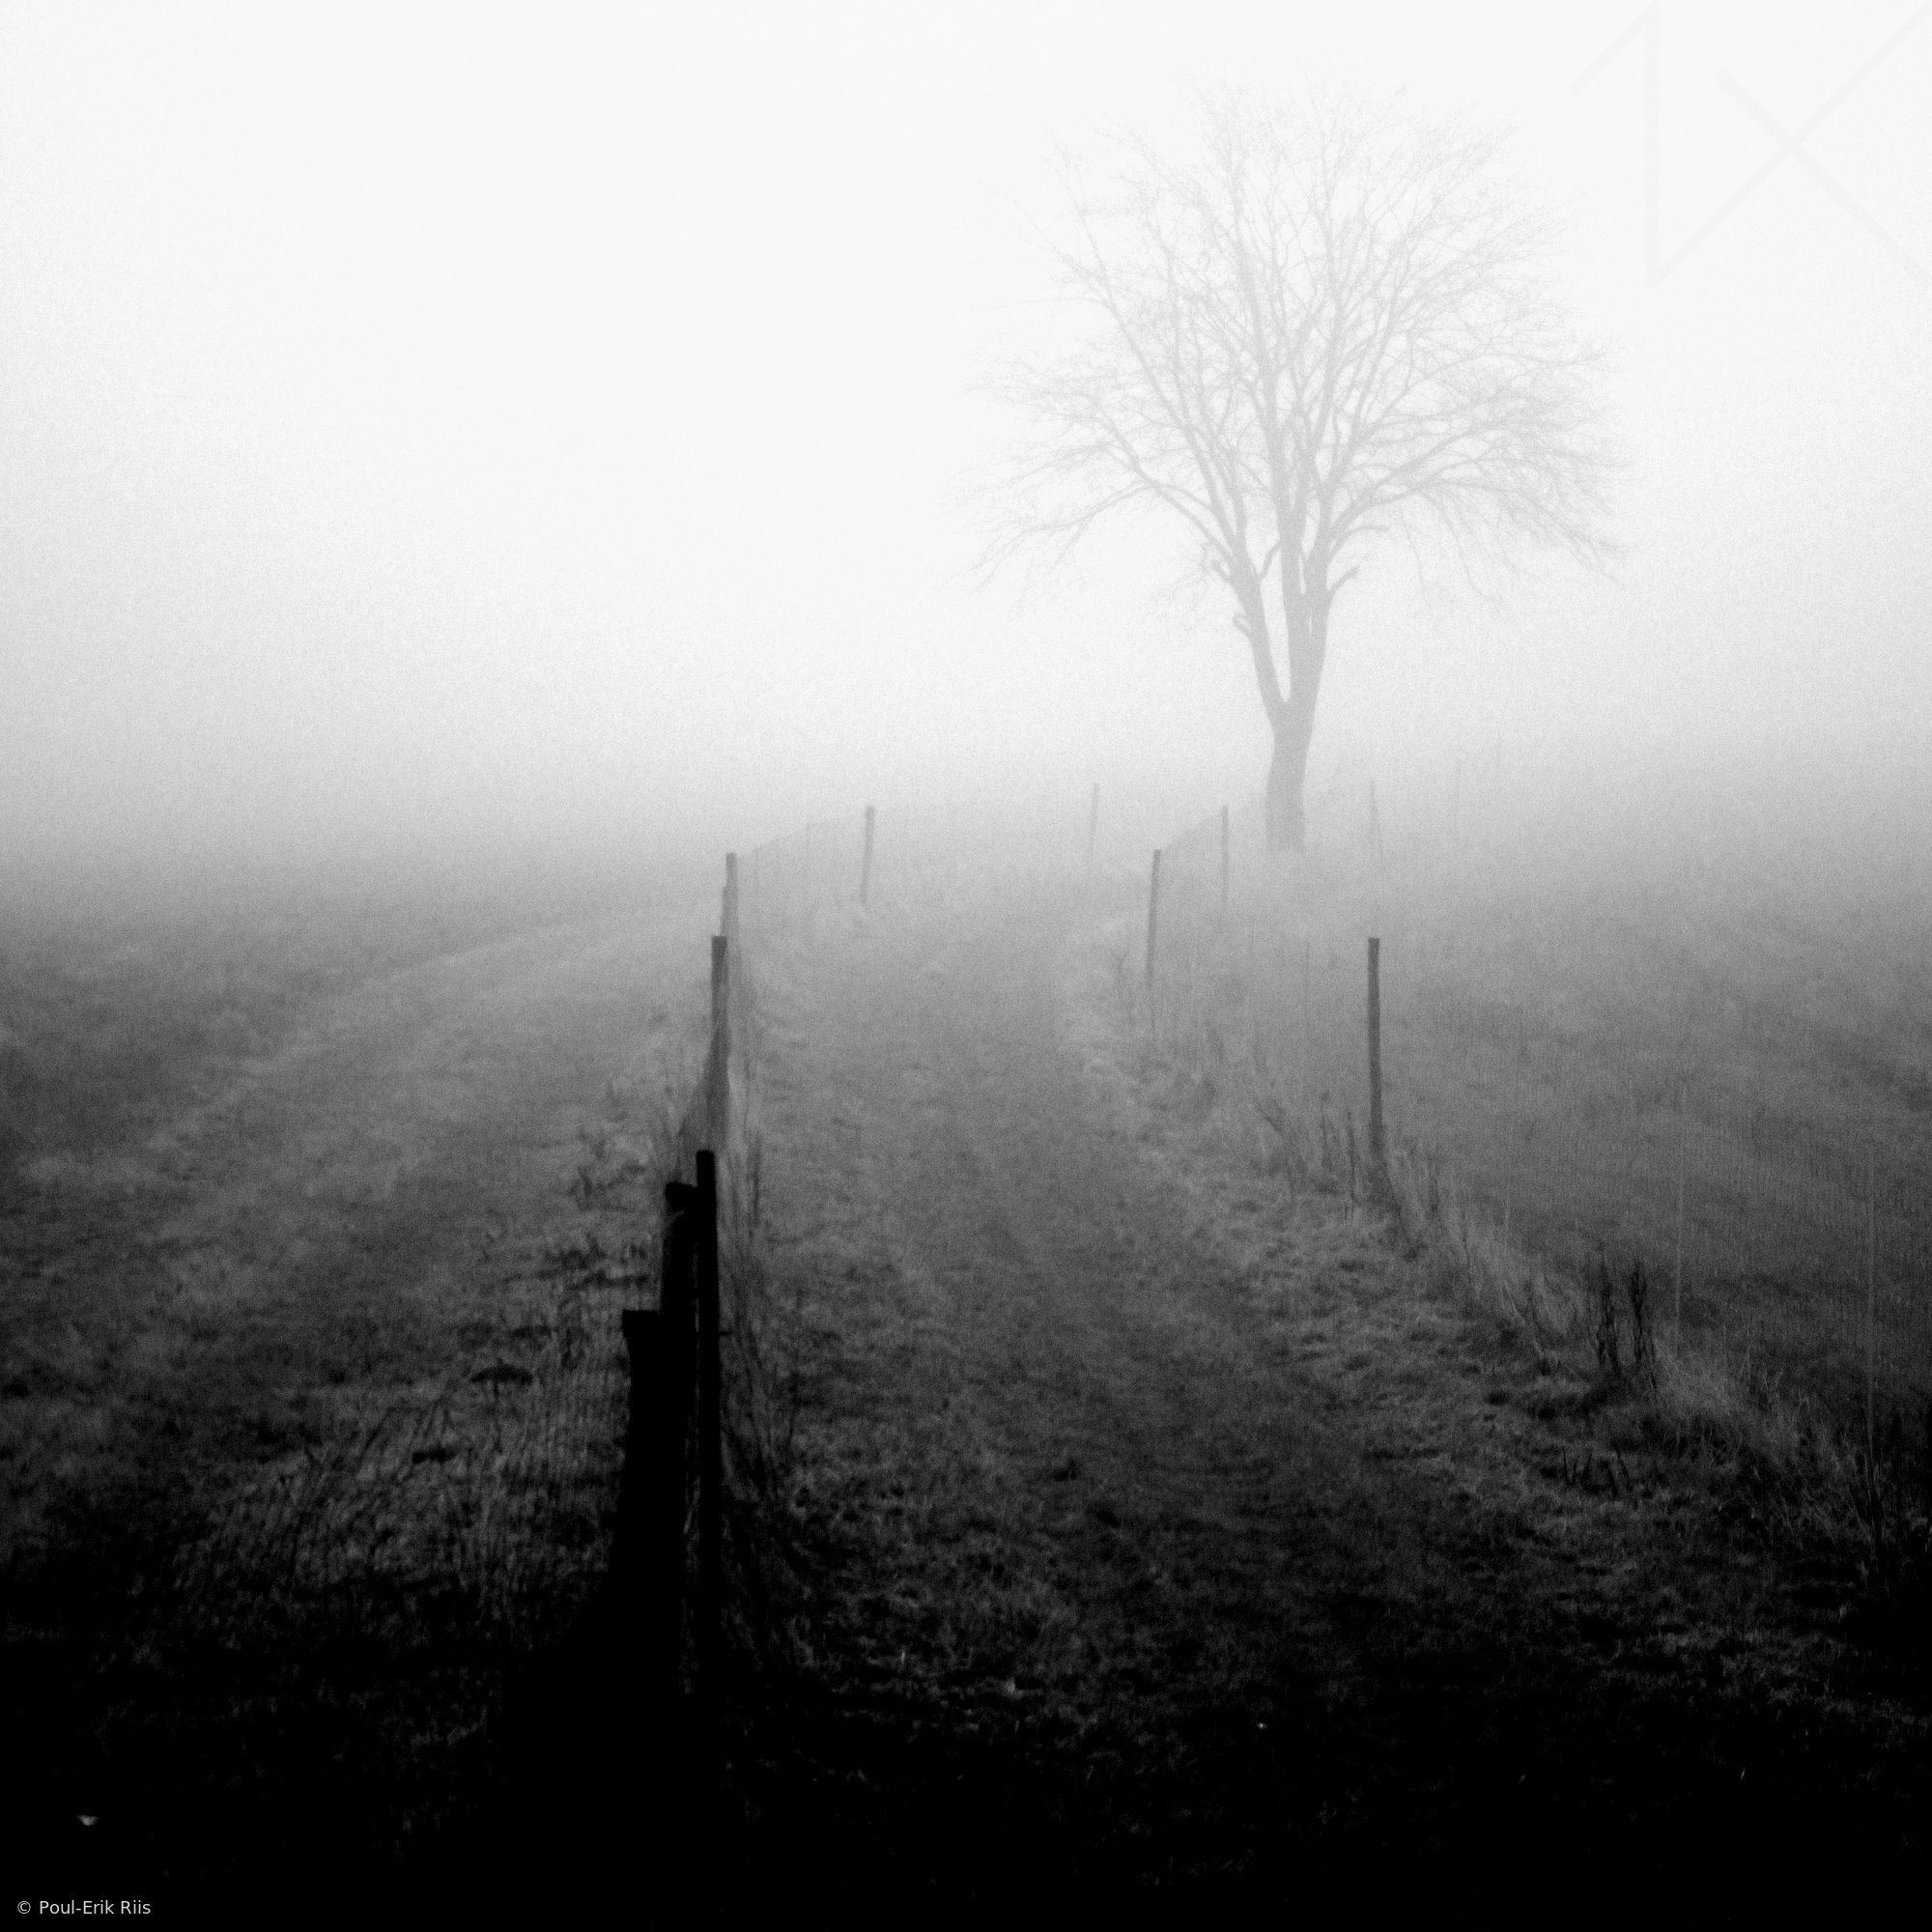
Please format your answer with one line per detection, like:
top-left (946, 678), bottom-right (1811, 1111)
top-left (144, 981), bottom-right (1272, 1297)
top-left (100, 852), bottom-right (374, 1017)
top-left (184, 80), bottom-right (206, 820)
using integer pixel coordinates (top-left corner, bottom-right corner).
top-left (983, 90), bottom-right (1614, 850)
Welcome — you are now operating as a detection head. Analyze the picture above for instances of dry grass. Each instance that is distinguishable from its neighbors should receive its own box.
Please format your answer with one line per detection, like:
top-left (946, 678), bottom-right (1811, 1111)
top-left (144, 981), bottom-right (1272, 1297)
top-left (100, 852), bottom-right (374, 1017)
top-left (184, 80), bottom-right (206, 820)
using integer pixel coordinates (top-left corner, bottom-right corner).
top-left (1140, 787), bottom-right (1932, 1411)
top-left (1384, 1140), bottom-right (1587, 1353)
top-left (699, 853), bottom-right (1932, 1897)
top-left (1120, 844), bottom-right (1932, 1641)
top-left (7, 1132), bottom-right (645, 1884)
top-left (1145, 782), bottom-right (1932, 1412)
top-left (0, 881), bottom-right (728, 1895)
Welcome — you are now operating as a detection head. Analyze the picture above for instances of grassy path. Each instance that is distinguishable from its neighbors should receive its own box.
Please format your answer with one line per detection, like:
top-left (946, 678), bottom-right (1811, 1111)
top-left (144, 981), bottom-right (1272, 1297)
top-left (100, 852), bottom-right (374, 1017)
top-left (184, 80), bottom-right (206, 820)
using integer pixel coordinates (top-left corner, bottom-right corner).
top-left (4, 905), bottom-right (703, 1899)
top-left (738, 883), bottom-right (1932, 1899)
top-left (6, 915), bottom-right (686, 1549)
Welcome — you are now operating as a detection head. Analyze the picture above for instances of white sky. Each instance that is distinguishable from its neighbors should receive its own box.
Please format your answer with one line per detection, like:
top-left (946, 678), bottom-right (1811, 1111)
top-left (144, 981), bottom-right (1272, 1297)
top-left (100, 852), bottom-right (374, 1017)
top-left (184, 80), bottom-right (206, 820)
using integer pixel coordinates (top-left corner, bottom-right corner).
top-left (1, 1), bottom-right (1928, 866)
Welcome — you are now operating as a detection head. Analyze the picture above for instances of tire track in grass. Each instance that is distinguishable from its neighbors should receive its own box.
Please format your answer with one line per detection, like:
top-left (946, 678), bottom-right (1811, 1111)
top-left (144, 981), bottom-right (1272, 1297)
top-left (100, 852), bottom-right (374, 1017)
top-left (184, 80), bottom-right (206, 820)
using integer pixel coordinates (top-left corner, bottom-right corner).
top-left (750, 885), bottom-right (1932, 1898)
top-left (4, 904), bottom-right (705, 1902)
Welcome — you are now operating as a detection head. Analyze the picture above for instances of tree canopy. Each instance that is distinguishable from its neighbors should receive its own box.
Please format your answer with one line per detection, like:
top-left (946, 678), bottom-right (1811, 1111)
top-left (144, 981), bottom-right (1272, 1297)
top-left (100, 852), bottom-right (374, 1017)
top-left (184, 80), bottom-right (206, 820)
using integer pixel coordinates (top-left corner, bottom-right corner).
top-left (985, 90), bottom-right (1615, 848)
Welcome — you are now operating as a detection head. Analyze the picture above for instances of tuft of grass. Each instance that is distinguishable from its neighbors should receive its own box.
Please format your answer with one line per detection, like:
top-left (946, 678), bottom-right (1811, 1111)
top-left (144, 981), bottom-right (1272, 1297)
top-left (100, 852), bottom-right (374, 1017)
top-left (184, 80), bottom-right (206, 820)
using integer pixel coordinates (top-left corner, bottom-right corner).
top-left (1120, 895), bottom-right (1932, 1666)
top-left (1385, 1138), bottom-right (1583, 1356)
top-left (1380, 1118), bottom-right (1932, 1648)
top-left (1119, 866), bottom-right (1932, 1602)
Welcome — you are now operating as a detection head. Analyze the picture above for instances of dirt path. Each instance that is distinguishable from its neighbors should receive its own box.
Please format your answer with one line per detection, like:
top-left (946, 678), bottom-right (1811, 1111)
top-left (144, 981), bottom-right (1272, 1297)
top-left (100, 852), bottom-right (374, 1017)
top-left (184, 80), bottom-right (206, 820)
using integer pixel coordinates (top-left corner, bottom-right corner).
top-left (744, 884), bottom-right (1931, 1897)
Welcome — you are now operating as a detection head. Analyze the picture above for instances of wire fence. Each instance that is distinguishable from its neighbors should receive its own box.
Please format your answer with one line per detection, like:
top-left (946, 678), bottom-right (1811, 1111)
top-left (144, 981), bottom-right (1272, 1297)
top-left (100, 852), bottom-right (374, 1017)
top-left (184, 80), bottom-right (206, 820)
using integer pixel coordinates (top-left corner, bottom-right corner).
top-left (716, 781), bottom-right (1932, 1433)
top-left (734, 793), bottom-right (1090, 935)
top-left (1144, 778), bottom-right (1932, 1429)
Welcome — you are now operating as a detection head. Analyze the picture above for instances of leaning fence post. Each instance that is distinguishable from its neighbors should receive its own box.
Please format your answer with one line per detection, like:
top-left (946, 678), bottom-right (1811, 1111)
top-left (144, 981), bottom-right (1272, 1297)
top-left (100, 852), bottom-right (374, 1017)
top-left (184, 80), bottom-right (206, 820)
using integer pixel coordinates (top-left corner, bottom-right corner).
top-left (696, 1149), bottom-right (722, 1683)
top-left (709, 937), bottom-right (729, 1147)
top-left (860, 805), bottom-right (876, 907)
top-left (724, 854), bottom-right (745, 1088)
top-left (657, 1179), bottom-right (701, 1699)
top-left (1366, 936), bottom-right (1385, 1173)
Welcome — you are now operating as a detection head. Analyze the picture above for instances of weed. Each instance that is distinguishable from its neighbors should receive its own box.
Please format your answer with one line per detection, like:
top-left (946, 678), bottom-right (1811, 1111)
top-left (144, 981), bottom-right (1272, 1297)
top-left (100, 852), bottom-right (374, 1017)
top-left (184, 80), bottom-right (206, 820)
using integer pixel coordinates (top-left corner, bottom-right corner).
top-left (1595, 1251), bottom-right (1623, 1380)
top-left (547, 1233), bottom-right (608, 1278)
top-left (1627, 1261), bottom-right (1656, 1388)
top-left (1316, 1095), bottom-right (1341, 1190)
top-left (1253, 1088), bottom-right (1315, 1188)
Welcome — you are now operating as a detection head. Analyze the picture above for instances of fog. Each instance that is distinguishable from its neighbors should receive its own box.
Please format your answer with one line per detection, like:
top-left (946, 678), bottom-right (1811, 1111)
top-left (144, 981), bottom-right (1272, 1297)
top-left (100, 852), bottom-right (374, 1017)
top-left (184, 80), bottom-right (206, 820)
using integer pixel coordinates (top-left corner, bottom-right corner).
top-left (2, 0), bottom-right (1929, 880)
top-left (13, 10), bottom-right (1932, 1894)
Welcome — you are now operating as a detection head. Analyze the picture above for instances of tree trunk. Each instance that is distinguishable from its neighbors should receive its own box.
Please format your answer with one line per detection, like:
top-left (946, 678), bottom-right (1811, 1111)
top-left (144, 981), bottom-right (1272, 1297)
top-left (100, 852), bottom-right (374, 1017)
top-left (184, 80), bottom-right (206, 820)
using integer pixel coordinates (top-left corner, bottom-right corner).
top-left (1264, 700), bottom-right (1316, 852)
top-left (1235, 570), bottom-right (1327, 854)
top-left (1264, 585), bottom-right (1329, 854)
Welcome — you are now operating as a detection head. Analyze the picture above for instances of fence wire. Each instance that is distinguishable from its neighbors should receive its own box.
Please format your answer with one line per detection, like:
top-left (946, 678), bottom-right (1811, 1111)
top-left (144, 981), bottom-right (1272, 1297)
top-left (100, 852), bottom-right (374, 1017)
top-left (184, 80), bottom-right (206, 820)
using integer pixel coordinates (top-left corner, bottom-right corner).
top-left (729, 785), bottom-right (1932, 1427)
top-left (1148, 779), bottom-right (1932, 1423)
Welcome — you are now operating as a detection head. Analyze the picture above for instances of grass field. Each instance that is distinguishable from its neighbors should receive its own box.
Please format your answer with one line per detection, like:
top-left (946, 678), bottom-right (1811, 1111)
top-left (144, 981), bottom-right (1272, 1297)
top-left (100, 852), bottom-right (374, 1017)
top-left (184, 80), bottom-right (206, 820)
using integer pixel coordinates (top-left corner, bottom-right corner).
top-left (1136, 753), bottom-right (1932, 1442)
top-left (689, 833), bottom-right (1932, 1898)
top-left (8, 780), bottom-right (1931, 1905)
top-left (0, 860), bottom-right (718, 1895)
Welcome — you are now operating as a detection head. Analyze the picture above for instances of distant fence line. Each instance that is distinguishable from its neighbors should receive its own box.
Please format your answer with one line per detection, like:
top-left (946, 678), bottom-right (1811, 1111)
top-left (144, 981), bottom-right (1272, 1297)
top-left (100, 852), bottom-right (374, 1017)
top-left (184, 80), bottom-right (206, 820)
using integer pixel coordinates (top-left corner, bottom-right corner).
top-left (1143, 784), bottom-right (1932, 1426)
top-left (619, 802), bottom-right (944, 1704)
top-left (617, 839), bottom-right (769, 1706)
top-left (658, 783), bottom-right (1932, 1459)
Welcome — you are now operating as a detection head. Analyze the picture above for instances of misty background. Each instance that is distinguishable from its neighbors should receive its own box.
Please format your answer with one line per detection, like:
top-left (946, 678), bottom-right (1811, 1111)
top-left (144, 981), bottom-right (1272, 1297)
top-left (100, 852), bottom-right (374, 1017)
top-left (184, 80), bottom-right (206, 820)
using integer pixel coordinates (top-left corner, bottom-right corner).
top-left (1, 0), bottom-right (1927, 883)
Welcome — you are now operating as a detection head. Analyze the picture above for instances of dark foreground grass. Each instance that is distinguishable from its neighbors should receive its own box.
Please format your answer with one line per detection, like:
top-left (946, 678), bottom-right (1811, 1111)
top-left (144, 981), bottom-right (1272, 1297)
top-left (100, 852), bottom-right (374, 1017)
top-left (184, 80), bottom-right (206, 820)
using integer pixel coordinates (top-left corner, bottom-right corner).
top-left (13, 834), bottom-right (1932, 1914)
top-left (678, 881), bottom-right (1932, 1907)
top-left (6, 1214), bottom-right (638, 1903)
top-left (1, 885), bottom-right (721, 1912)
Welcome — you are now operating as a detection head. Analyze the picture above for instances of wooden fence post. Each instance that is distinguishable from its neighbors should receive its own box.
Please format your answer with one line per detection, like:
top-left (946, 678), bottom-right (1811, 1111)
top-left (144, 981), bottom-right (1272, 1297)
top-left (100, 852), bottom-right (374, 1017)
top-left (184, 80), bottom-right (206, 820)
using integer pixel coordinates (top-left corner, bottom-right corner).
top-left (1087, 782), bottom-right (1099, 871)
top-left (860, 805), bottom-right (876, 907)
top-left (1366, 936), bottom-right (1385, 1171)
top-left (696, 1149), bottom-right (722, 1683)
top-left (709, 937), bottom-right (729, 1147)
top-left (657, 1179), bottom-right (701, 1698)
top-left (1220, 804), bottom-right (1230, 919)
